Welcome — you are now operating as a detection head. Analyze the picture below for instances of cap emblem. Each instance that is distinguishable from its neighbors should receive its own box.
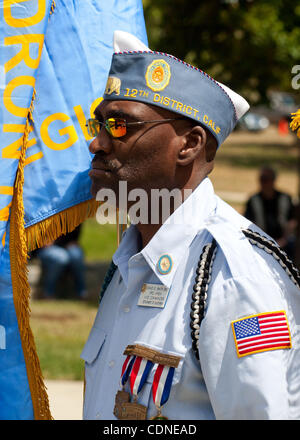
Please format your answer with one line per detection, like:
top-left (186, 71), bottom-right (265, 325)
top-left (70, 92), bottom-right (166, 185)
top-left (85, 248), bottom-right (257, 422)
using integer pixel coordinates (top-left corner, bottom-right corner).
top-left (145, 59), bottom-right (171, 92)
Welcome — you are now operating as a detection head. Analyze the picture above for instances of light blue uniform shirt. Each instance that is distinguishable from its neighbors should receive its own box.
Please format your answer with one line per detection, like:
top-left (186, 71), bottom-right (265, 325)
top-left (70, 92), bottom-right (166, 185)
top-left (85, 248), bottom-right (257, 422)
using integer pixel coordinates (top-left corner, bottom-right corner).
top-left (81, 177), bottom-right (300, 420)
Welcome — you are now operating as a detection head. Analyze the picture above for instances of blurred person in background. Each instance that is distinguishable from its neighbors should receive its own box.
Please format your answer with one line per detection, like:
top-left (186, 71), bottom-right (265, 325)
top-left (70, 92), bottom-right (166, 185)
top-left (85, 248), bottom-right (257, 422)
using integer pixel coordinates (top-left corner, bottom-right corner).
top-left (244, 166), bottom-right (297, 261)
top-left (36, 224), bottom-right (87, 299)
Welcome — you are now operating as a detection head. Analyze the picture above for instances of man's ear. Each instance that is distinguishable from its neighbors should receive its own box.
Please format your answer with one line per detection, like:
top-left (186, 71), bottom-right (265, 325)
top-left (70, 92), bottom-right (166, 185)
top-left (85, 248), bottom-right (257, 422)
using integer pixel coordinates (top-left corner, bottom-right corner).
top-left (177, 125), bottom-right (207, 166)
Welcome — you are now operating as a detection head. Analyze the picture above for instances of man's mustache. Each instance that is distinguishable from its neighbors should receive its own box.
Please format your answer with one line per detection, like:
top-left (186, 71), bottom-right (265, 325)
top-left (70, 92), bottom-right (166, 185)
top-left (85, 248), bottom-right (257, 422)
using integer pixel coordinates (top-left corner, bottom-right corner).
top-left (91, 155), bottom-right (120, 172)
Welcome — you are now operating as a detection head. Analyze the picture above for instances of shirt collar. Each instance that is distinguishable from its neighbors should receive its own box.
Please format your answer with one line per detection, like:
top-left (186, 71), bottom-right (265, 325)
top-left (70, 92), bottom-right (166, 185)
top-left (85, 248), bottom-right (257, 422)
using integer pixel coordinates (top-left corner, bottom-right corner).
top-left (113, 177), bottom-right (217, 288)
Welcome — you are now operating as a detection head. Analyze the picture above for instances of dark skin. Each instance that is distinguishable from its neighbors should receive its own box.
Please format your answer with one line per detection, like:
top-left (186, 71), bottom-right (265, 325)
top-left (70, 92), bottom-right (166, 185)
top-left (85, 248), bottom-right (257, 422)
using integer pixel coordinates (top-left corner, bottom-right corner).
top-left (89, 100), bottom-right (217, 247)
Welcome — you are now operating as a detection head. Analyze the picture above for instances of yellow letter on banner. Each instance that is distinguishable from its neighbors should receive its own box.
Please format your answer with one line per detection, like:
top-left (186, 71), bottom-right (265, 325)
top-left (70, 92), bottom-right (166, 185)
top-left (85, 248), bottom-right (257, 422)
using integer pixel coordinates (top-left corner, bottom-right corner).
top-left (3, 75), bottom-right (35, 118)
top-left (0, 186), bottom-right (14, 196)
top-left (73, 105), bottom-right (93, 141)
top-left (90, 97), bottom-right (103, 118)
top-left (0, 186), bottom-right (13, 225)
top-left (40, 113), bottom-right (78, 151)
top-left (4, 34), bottom-right (44, 72)
top-left (3, 0), bottom-right (46, 28)
top-left (2, 124), bottom-right (36, 159)
top-left (0, 203), bottom-right (12, 222)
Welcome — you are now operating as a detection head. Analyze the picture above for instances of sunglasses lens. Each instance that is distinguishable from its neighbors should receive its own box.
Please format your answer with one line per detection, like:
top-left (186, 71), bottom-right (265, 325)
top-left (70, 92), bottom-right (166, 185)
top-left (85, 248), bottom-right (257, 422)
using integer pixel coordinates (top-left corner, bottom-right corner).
top-left (87, 119), bottom-right (100, 137)
top-left (106, 118), bottom-right (126, 138)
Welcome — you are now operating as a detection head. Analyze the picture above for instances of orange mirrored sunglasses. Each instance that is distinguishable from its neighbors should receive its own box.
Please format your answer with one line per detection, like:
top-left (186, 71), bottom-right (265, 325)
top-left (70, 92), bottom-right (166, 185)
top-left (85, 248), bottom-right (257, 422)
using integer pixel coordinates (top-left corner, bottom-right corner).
top-left (86, 117), bottom-right (185, 138)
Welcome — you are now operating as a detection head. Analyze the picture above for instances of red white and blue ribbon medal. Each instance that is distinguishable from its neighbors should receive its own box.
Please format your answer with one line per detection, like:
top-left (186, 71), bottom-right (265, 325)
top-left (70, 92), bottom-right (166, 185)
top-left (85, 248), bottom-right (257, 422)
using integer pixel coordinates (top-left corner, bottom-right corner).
top-left (114, 355), bottom-right (153, 419)
top-left (115, 344), bottom-right (182, 420)
top-left (130, 356), bottom-right (154, 401)
top-left (120, 354), bottom-right (136, 388)
top-left (151, 364), bottom-right (175, 419)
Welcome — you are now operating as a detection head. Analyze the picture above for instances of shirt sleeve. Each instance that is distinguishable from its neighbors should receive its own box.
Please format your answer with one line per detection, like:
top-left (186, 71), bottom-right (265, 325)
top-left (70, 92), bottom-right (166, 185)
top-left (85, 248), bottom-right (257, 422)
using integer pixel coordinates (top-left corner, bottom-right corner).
top-left (198, 273), bottom-right (299, 420)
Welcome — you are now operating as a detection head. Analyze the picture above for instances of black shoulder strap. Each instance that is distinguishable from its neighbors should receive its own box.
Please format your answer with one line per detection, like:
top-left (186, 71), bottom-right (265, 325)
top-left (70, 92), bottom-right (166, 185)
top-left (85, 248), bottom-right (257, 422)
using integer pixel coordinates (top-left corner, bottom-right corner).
top-left (241, 228), bottom-right (300, 289)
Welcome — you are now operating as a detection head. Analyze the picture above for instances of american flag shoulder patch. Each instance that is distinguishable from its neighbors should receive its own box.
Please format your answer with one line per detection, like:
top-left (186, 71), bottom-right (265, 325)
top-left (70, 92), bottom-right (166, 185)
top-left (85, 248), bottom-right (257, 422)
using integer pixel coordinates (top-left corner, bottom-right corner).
top-left (231, 310), bottom-right (292, 358)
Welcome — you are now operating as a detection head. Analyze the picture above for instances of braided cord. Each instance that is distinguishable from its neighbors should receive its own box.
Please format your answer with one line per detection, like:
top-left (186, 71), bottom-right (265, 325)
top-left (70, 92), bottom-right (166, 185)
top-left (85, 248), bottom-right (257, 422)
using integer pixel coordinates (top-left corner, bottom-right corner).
top-left (190, 239), bottom-right (218, 360)
top-left (242, 229), bottom-right (300, 289)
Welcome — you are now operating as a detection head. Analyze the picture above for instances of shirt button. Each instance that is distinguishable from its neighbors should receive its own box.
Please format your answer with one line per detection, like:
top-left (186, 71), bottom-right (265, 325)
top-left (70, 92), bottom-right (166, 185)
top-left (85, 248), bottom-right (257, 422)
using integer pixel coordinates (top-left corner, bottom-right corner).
top-left (96, 412), bottom-right (101, 419)
top-left (108, 360), bottom-right (115, 368)
top-left (123, 305), bottom-right (130, 313)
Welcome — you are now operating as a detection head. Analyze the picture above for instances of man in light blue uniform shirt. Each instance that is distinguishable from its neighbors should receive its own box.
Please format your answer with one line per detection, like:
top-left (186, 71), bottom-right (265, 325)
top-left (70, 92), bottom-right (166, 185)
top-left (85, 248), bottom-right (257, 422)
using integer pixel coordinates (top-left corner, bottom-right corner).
top-left (82, 31), bottom-right (300, 420)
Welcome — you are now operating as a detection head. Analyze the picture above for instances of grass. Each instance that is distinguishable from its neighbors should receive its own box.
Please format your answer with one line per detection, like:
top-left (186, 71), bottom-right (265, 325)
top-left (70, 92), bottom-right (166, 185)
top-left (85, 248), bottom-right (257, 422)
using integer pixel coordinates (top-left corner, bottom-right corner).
top-left (29, 125), bottom-right (299, 380)
top-left (79, 219), bottom-right (117, 262)
top-left (30, 299), bottom-right (98, 380)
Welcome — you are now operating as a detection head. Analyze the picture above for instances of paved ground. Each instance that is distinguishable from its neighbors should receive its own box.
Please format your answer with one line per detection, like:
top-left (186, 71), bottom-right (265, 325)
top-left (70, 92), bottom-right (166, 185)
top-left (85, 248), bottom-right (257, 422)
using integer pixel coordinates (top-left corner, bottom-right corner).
top-left (46, 380), bottom-right (84, 420)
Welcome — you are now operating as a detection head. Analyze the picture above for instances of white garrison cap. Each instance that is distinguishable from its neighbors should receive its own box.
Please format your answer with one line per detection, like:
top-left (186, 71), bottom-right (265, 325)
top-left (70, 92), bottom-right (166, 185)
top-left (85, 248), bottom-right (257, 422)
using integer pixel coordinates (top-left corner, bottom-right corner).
top-left (113, 30), bottom-right (249, 121)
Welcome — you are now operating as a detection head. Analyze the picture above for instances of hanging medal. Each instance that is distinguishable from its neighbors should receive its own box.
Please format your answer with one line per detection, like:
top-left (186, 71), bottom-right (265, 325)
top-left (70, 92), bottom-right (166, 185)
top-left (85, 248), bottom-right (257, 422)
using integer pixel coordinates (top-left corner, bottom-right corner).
top-left (151, 364), bottom-right (175, 419)
top-left (116, 344), bottom-right (182, 420)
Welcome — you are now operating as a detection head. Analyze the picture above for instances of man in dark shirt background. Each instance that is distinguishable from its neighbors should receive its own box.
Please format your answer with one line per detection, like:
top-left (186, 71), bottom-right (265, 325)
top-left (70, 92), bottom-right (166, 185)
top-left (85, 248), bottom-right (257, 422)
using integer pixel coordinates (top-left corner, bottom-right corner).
top-left (244, 166), bottom-right (297, 260)
top-left (36, 224), bottom-right (87, 299)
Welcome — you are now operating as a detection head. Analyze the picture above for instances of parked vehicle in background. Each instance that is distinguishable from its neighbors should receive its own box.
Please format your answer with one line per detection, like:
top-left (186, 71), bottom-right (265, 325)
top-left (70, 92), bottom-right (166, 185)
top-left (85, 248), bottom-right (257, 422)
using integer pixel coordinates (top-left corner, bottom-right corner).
top-left (268, 91), bottom-right (298, 118)
top-left (236, 91), bottom-right (299, 132)
top-left (238, 112), bottom-right (270, 132)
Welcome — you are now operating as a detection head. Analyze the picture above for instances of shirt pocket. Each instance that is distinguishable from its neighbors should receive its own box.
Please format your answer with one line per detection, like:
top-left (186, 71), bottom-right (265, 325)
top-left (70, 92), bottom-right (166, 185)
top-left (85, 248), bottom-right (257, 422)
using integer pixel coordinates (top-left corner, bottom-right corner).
top-left (81, 325), bottom-right (106, 364)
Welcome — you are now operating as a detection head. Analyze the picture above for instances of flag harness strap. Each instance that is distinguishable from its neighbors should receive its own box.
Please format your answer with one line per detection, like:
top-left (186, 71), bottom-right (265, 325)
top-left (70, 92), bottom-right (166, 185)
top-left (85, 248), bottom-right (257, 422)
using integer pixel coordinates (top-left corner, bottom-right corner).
top-left (190, 229), bottom-right (300, 360)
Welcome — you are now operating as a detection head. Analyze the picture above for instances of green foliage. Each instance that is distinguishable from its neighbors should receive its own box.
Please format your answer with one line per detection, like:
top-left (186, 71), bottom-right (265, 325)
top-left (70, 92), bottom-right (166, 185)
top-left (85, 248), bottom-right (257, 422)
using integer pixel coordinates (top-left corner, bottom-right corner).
top-left (142, 0), bottom-right (300, 104)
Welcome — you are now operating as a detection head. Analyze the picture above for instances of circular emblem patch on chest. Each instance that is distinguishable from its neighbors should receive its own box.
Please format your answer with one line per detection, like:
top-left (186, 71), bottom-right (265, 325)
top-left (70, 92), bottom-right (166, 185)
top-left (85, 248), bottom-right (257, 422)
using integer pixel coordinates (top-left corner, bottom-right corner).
top-left (157, 254), bottom-right (173, 275)
top-left (145, 59), bottom-right (171, 92)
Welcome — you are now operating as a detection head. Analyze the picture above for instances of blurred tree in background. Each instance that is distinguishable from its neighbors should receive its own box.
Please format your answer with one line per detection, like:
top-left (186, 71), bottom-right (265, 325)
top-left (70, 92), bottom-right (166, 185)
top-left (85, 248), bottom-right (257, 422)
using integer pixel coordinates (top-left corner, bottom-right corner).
top-left (142, 0), bottom-right (300, 105)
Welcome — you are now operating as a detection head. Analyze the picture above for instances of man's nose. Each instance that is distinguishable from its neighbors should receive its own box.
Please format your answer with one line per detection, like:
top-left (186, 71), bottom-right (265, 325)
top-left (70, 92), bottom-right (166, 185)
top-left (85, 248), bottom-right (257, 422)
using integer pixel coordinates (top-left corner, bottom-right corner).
top-left (89, 129), bottom-right (112, 155)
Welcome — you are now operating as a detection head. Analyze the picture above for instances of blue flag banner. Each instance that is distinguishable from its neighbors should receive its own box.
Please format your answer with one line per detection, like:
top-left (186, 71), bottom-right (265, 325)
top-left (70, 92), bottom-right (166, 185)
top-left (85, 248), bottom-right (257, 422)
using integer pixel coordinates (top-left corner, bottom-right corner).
top-left (0, 0), bottom-right (147, 420)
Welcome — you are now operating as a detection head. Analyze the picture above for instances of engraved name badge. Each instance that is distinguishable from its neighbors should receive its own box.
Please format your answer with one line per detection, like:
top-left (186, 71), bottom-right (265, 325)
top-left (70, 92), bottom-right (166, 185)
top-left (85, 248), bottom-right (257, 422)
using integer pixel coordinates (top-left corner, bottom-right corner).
top-left (138, 283), bottom-right (169, 308)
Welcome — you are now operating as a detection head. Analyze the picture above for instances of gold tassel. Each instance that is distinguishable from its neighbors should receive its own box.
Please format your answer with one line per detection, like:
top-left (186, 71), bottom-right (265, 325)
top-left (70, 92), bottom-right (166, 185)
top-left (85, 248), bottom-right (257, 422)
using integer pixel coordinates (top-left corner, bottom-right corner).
top-left (290, 109), bottom-right (300, 139)
top-left (9, 90), bottom-right (53, 420)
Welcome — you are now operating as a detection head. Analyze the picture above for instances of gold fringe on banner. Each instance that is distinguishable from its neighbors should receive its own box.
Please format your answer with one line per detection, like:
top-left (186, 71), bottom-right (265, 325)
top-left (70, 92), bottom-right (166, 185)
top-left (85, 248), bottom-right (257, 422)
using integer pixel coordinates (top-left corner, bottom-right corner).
top-left (290, 109), bottom-right (300, 138)
top-left (26, 198), bottom-right (99, 253)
